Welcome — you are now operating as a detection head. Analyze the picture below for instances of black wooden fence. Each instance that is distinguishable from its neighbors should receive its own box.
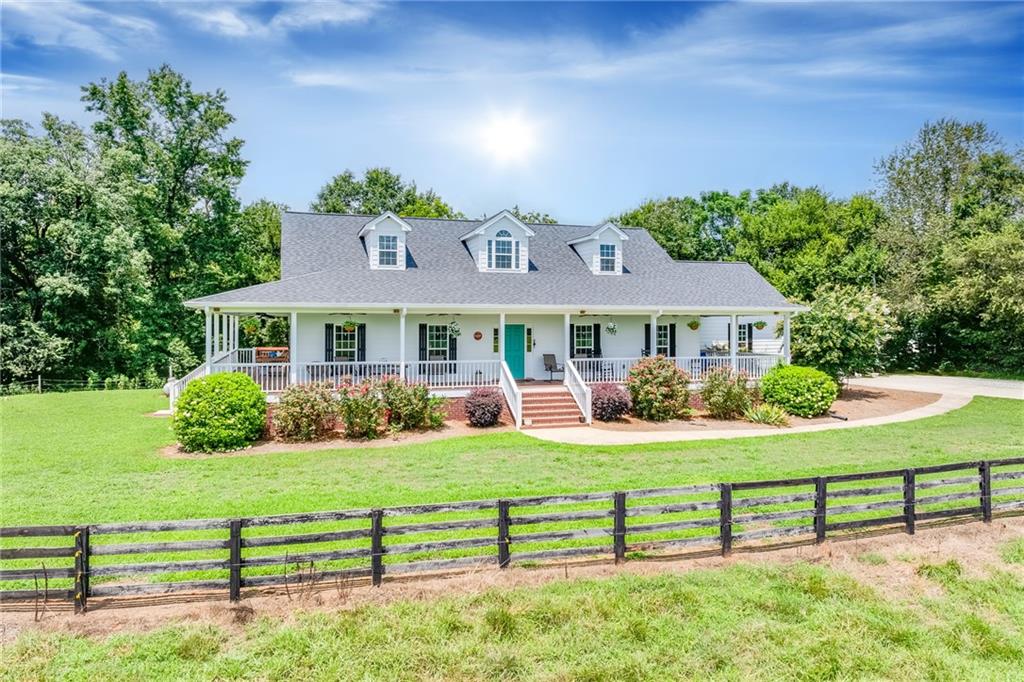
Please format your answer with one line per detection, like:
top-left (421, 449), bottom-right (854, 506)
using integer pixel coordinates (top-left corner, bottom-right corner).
top-left (2, 456), bottom-right (1023, 613)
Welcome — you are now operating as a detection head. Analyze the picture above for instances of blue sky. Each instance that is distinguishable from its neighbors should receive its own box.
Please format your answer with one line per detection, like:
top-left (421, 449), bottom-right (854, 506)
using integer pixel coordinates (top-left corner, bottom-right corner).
top-left (3, 1), bottom-right (1022, 222)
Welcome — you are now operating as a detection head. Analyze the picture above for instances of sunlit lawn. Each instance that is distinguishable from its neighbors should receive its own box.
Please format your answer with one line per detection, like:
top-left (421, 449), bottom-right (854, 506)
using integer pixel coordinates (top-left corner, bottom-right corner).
top-left (2, 389), bottom-right (1022, 525)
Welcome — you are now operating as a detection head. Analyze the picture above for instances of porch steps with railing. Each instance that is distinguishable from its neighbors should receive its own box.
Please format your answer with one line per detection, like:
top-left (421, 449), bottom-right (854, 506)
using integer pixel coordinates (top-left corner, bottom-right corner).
top-left (520, 385), bottom-right (586, 429)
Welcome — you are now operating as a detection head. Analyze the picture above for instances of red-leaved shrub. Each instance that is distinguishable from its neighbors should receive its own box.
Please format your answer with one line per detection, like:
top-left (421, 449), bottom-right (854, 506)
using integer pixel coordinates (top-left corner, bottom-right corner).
top-left (591, 383), bottom-right (631, 421)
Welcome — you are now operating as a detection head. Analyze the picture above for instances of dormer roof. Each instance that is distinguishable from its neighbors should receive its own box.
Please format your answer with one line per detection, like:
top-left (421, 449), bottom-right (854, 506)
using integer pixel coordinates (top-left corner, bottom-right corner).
top-left (565, 221), bottom-right (630, 245)
top-left (357, 211), bottom-right (413, 238)
top-left (459, 209), bottom-right (536, 241)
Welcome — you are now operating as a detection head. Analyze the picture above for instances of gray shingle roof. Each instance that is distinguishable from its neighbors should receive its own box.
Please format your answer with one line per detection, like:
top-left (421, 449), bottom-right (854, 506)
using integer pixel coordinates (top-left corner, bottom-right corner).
top-left (186, 212), bottom-right (800, 311)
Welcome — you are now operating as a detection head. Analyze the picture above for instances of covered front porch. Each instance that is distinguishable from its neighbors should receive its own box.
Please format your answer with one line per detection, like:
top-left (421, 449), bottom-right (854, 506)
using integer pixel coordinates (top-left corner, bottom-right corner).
top-left (170, 306), bottom-right (792, 427)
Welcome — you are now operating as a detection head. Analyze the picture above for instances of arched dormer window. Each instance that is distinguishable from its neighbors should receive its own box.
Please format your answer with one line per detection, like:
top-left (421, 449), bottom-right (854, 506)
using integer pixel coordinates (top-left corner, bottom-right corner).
top-left (488, 229), bottom-right (519, 270)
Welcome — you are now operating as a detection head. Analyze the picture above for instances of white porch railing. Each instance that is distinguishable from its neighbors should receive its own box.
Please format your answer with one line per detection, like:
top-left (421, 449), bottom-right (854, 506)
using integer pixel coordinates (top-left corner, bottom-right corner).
top-left (169, 363), bottom-right (209, 407)
top-left (572, 357), bottom-right (641, 384)
top-left (572, 354), bottom-right (785, 384)
top-left (499, 361), bottom-right (523, 429)
top-left (209, 363), bottom-right (291, 392)
top-left (564, 360), bottom-right (592, 424)
top-left (404, 360), bottom-right (501, 388)
top-left (302, 361), bottom-right (403, 386)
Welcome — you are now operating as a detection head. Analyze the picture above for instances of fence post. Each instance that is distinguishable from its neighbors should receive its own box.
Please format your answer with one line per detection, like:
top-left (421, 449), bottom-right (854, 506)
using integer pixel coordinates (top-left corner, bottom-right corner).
top-left (980, 461), bottom-right (992, 523)
top-left (613, 492), bottom-right (627, 563)
top-left (719, 484), bottom-right (733, 556)
top-left (229, 519), bottom-right (242, 602)
top-left (903, 469), bottom-right (916, 535)
top-left (73, 526), bottom-right (89, 613)
top-left (814, 477), bottom-right (827, 543)
top-left (370, 509), bottom-right (384, 587)
top-left (497, 500), bottom-right (511, 568)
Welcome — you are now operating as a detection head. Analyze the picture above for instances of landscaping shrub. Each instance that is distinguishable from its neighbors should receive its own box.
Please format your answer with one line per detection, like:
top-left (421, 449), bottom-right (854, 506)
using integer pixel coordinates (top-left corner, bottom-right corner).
top-left (625, 356), bottom-right (691, 421)
top-left (273, 382), bottom-right (337, 441)
top-left (591, 383), bottom-right (631, 421)
top-left (173, 373), bottom-right (266, 452)
top-left (743, 403), bottom-right (790, 427)
top-left (379, 377), bottom-right (446, 431)
top-left (700, 367), bottom-right (756, 419)
top-left (465, 388), bottom-right (505, 427)
top-left (760, 364), bottom-right (839, 417)
top-left (338, 381), bottom-right (386, 439)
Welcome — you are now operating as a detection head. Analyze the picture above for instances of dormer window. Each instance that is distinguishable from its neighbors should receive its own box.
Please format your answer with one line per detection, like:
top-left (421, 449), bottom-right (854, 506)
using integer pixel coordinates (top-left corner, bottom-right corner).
top-left (359, 212), bottom-right (412, 271)
top-left (465, 211), bottom-right (533, 273)
top-left (492, 230), bottom-right (515, 269)
top-left (378, 235), bottom-right (398, 267)
top-left (599, 244), bottom-right (616, 272)
top-left (567, 222), bottom-right (629, 275)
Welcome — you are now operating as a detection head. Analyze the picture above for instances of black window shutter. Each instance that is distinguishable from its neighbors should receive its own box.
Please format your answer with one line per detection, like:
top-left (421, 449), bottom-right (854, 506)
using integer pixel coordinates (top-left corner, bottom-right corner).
top-left (644, 323), bottom-right (651, 357)
top-left (448, 331), bottom-right (457, 372)
top-left (592, 323), bottom-right (602, 358)
top-left (669, 323), bottom-right (677, 357)
top-left (418, 323), bottom-right (428, 361)
top-left (324, 323), bottom-right (335, 361)
top-left (726, 322), bottom-right (731, 350)
top-left (568, 324), bottom-right (575, 358)
top-left (356, 324), bottom-right (366, 362)
top-left (746, 323), bottom-right (753, 352)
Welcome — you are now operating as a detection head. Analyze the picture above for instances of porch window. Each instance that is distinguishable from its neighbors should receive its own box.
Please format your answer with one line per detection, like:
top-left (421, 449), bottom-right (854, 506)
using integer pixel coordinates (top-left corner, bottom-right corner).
top-left (494, 230), bottom-right (514, 269)
top-left (378, 234), bottom-right (398, 267)
top-left (574, 325), bottom-right (593, 356)
top-left (656, 324), bottom-right (670, 356)
top-left (599, 243), bottom-right (616, 272)
top-left (737, 323), bottom-right (749, 353)
top-left (427, 324), bottom-right (449, 361)
top-left (335, 326), bottom-right (358, 362)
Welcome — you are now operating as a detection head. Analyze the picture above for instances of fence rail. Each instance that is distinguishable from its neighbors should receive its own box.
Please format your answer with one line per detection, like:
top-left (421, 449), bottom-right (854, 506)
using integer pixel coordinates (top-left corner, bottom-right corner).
top-left (3, 456), bottom-right (1022, 612)
top-left (571, 354), bottom-right (784, 384)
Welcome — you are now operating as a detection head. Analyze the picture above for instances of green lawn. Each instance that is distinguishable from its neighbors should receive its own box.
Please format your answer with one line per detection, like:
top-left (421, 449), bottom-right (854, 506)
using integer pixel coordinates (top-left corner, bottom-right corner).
top-left (2, 389), bottom-right (1022, 526)
top-left (4, 557), bottom-right (1023, 680)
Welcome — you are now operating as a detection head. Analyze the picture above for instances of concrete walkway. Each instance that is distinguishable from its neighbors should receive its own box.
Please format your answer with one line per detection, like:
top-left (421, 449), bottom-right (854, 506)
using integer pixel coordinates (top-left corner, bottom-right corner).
top-left (847, 374), bottom-right (1024, 400)
top-left (527, 374), bottom-right (1023, 445)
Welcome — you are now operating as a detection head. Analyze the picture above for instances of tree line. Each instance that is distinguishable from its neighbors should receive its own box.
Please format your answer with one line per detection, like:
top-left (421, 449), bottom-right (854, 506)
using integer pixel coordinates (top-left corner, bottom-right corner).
top-left (2, 66), bottom-right (1021, 386)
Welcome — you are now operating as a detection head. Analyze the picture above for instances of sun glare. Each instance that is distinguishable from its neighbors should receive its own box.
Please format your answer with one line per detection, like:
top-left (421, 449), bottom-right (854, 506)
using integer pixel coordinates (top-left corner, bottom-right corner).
top-left (476, 113), bottom-right (538, 164)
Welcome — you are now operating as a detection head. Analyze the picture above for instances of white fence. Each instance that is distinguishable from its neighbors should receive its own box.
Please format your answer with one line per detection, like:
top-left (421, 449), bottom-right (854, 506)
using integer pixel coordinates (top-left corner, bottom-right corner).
top-left (209, 363), bottom-right (291, 392)
top-left (499, 361), bottom-right (523, 429)
top-left (564, 360), bottom-right (593, 425)
top-left (404, 360), bottom-right (501, 388)
top-left (301, 361), bottom-right (403, 386)
top-left (571, 355), bottom-right (784, 384)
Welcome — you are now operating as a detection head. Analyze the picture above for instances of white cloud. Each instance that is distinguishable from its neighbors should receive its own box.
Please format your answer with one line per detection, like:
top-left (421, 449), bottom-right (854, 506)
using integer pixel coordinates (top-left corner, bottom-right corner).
top-left (170, 1), bottom-right (379, 39)
top-left (0, 73), bottom-right (56, 93)
top-left (284, 1), bottom-right (1022, 101)
top-left (270, 1), bottom-right (379, 31)
top-left (2, 0), bottom-right (156, 60)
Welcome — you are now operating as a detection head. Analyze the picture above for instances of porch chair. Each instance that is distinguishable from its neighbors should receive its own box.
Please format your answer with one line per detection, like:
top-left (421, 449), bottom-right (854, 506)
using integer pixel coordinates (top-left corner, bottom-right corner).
top-left (543, 354), bottom-right (564, 381)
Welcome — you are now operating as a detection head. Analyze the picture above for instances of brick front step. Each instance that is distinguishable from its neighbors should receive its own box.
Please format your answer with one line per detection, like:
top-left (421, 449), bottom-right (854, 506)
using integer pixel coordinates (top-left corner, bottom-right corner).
top-left (518, 385), bottom-right (585, 428)
top-left (522, 416), bottom-right (586, 428)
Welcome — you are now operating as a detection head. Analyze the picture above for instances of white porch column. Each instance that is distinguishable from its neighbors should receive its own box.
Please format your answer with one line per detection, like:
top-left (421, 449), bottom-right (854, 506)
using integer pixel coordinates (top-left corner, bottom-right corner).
top-left (563, 313), bottom-right (571, 363)
top-left (498, 312), bottom-right (506, 363)
top-left (399, 308), bottom-right (407, 380)
top-left (649, 312), bottom-right (659, 356)
top-left (204, 307), bottom-right (213, 374)
top-left (232, 316), bottom-right (238, 351)
top-left (289, 311), bottom-right (298, 385)
top-left (783, 312), bottom-right (791, 364)
top-left (729, 313), bottom-right (738, 369)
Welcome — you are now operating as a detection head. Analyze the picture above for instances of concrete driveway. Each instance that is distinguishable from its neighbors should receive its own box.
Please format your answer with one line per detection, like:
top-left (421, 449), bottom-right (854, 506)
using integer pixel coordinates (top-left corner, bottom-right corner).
top-left (847, 374), bottom-right (1024, 400)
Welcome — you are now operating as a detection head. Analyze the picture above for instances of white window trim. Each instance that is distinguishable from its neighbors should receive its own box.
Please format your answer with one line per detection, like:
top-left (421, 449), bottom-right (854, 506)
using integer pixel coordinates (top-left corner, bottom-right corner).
top-left (335, 326), bottom-right (358, 362)
top-left (377, 234), bottom-right (400, 268)
top-left (574, 325), bottom-right (593, 355)
top-left (656, 324), bottom-right (670, 356)
top-left (427, 324), bottom-right (449, 361)
top-left (599, 243), bottom-right (616, 273)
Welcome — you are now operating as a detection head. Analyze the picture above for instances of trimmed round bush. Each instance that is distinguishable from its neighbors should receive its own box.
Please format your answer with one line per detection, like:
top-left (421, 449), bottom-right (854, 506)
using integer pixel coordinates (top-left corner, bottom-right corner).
top-left (591, 383), bottom-right (631, 422)
top-left (625, 356), bottom-right (691, 421)
top-left (701, 367), bottom-right (756, 419)
top-left (273, 382), bottom-right (337, 441)
top-left (465, 387), bottom-right (504, 427)
top-left (760, 364), bottom-right (838, 417)
top-left (174, 373), bottom-right (266, 452)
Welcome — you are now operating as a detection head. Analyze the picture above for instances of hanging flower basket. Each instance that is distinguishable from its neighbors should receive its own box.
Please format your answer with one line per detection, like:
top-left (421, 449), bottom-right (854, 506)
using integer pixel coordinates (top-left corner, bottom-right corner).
top-left (448, 320), bottom-right (461, 338)
top-left (342, 320), bottom-right (359, 332)
top-left (605, 321), bottom-right (618, 335)
top-left (753, 320), bottom-right (767, 331)
top-left (687, 320), bottom-right (700, 331)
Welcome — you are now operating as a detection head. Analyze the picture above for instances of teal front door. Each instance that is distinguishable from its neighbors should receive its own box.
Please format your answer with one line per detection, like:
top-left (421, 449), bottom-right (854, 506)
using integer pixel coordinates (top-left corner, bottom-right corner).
top-left (504, 324), bottom-right (526, 379)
